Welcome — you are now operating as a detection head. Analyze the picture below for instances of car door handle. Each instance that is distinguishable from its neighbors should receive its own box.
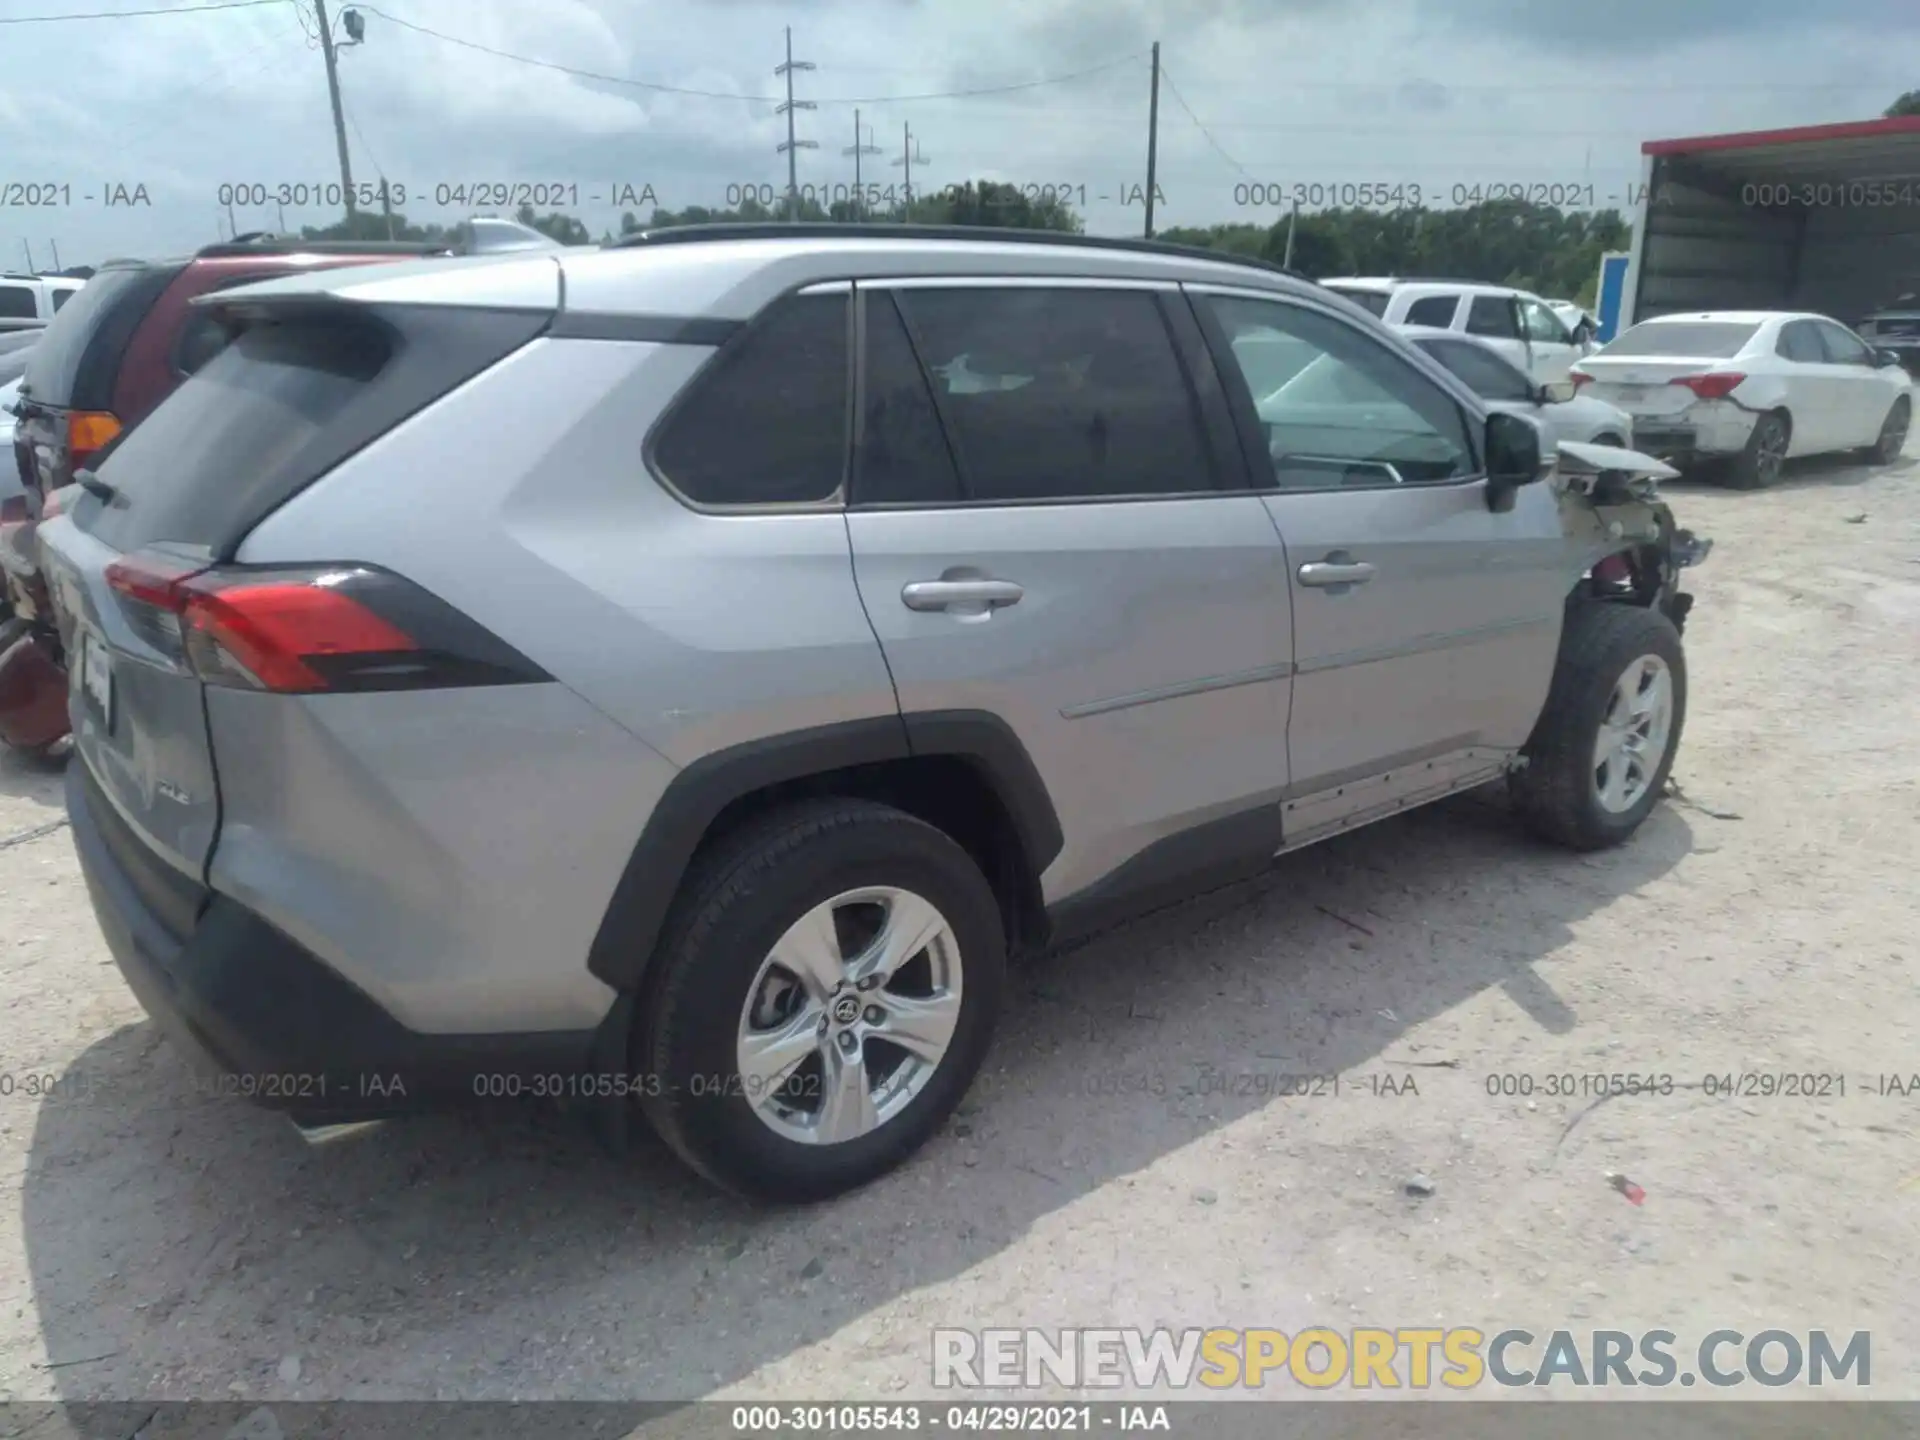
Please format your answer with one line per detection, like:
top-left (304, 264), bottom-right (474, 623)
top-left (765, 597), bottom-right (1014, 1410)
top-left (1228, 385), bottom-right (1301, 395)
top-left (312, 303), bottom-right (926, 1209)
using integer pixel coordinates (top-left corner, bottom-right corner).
top-left (1297, 560), bottom-right (1376, 587)
top-left (901, 579), bottom-right (1025, 611)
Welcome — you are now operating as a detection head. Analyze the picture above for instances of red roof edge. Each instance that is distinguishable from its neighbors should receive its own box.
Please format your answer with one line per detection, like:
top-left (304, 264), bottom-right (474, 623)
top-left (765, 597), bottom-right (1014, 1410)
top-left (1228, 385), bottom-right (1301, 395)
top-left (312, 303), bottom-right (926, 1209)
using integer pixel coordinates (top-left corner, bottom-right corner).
top-left (1643, 114), bottom-right (1920, 157)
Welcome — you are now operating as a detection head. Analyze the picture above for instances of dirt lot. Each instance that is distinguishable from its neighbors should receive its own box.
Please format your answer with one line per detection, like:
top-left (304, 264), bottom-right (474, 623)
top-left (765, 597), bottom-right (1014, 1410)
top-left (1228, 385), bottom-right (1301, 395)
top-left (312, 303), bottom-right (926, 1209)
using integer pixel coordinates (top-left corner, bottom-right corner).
top-left (0, 446), bottom-right (1916, 1408)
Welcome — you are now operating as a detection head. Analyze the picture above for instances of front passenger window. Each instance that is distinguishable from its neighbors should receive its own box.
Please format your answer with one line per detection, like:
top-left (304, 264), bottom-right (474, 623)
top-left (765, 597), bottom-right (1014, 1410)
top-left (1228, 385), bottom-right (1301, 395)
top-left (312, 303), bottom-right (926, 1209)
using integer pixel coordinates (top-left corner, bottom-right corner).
top-left (1203, 294), bottom-right (1475, 489)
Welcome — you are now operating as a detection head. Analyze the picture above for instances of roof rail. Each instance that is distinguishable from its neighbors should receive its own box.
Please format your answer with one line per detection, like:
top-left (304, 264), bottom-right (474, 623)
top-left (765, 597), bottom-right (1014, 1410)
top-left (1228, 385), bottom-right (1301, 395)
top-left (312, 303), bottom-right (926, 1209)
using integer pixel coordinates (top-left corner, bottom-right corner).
top-left (194, 237), bottom-right (446, 259)
top-left (606, 222), bottom-right (1315, 283)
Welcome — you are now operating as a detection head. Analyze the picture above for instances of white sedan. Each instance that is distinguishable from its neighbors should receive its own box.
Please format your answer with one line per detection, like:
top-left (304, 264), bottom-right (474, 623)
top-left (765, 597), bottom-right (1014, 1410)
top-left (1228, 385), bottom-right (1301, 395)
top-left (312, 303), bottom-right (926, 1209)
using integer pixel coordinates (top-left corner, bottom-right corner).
top-left (1571, 311), bottom-right (1913, 488)
top-left (1400, 326), bottom-right (1634, 447)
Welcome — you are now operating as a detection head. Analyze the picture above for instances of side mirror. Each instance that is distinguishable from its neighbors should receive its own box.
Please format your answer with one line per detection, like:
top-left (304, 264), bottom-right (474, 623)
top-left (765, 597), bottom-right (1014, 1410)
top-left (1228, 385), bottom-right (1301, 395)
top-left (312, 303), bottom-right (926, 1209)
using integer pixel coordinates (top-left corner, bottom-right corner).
top-left (1485, 412), bottom-right (1548, 513)
top-left (1876, 348), bottom-right (1906, 369)
top-left (1538, 379), bottom-right (1578, 404)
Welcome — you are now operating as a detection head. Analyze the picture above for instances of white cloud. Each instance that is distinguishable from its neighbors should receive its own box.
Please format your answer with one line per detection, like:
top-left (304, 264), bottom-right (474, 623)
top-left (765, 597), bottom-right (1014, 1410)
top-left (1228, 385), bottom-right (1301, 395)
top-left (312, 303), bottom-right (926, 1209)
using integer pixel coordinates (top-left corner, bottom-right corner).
top-left (0, 0), bottom-right (1915, 264)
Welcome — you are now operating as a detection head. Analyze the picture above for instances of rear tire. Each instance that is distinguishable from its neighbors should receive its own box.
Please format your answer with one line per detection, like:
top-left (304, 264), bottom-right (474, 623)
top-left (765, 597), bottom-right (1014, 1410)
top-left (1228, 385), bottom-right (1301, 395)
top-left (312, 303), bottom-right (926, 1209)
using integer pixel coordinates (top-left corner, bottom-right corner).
top-left (1726, 411), bottom-right (1788, 489)
top-left (1870, 395), bottom-right (1911, 465)
top-left (1511, 603), bottom-right (1686, 852)
top-left (637, 798), bottom-right (1005, 1202)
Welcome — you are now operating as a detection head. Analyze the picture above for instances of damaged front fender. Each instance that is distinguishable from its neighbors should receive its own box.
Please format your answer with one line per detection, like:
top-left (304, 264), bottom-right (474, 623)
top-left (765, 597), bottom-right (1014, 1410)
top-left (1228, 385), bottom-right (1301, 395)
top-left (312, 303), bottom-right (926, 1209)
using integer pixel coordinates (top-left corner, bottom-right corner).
top-left (1553, 439), bottom-right (1710, 631)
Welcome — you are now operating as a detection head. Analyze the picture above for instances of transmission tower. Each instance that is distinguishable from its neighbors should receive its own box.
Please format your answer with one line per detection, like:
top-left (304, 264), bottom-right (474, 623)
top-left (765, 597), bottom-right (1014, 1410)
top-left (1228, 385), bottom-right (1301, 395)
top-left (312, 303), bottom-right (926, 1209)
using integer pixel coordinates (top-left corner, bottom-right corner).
top-left (775, 28), bottom-right (818, 221)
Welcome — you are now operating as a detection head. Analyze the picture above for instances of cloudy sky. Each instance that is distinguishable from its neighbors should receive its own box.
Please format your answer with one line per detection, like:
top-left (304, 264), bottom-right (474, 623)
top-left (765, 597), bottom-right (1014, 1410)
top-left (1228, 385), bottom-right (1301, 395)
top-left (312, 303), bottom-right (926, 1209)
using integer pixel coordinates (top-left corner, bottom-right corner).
top-left (3, 0), bottom-right (1917, 268)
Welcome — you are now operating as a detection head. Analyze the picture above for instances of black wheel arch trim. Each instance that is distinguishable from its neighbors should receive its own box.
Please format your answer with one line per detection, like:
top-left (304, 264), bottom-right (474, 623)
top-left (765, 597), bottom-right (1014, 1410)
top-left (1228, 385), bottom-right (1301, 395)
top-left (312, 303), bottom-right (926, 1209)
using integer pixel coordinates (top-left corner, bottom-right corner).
top-left (584, 710), bottom-right (1064, 991)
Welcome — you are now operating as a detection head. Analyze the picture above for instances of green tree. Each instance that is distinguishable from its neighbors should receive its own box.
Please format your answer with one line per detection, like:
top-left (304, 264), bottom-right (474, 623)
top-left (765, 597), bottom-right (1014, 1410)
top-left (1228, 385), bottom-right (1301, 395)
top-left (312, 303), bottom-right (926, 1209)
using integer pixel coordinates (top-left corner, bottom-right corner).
top-left (1887, 90), bottom-right (1920, 117)
top-left (514, 202), bottom-right (591, 245)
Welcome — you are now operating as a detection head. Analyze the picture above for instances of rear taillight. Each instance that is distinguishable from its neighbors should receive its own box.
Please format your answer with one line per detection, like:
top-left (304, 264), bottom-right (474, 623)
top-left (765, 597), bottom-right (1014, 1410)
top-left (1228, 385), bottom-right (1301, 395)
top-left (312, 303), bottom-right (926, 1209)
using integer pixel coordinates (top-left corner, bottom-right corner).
top-left (104, 555), bottom-right (548, 694)
top-left (1569, 369), bottom-right (1593, 391)
top-left (1674, 372), bottom-right (1746, 401)
top-left (65, 411), bottom-right (122, 473)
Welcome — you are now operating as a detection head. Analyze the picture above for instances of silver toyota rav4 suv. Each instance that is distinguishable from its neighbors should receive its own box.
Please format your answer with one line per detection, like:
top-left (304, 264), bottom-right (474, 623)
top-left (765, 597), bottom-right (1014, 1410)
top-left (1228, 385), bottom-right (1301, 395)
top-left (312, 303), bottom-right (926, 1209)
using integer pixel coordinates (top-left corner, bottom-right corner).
top-left (40, 225), bottom-right (1708, 1201)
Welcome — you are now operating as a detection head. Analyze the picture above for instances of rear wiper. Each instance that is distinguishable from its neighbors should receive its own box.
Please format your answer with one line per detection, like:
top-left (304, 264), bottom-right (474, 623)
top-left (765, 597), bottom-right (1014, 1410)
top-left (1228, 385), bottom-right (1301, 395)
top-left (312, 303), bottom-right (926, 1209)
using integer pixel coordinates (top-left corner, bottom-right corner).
top-left (75, 468), bottom-right (119, 502)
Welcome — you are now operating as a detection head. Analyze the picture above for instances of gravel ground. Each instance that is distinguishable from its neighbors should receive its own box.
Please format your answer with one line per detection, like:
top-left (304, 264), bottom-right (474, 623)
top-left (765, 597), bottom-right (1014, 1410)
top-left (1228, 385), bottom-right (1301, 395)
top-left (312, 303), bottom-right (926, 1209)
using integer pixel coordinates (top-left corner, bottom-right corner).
top-left (0, 444), bottom-right (1916, 1409)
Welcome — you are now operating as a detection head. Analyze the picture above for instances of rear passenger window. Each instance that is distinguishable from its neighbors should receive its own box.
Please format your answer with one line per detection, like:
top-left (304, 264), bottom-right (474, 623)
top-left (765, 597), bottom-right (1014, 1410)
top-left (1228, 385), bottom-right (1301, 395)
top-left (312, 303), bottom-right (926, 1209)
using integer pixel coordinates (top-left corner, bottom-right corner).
top-left (856, 292), bottom-right (963, 505)
top-left (1404, 295), bottom-right (1458, 327)
top-left (1776, 321), bottom-right (1824, 363)
top-left (0, 286), bottom-right (35, 320)
top-left (1466, 296), bottom-right (1519, 339)
top-left (652, 293), bottom-right (849, 506)
top-left (50, 289), bottom-right (75, 312)
top-left (894, 287), bottom-right (1213, 502)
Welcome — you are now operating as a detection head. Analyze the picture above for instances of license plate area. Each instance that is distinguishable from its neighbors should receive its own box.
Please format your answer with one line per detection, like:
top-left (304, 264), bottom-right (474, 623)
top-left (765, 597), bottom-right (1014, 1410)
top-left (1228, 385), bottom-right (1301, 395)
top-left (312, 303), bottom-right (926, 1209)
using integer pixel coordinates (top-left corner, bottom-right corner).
top-left (80, 631), bottom-right (114, 732)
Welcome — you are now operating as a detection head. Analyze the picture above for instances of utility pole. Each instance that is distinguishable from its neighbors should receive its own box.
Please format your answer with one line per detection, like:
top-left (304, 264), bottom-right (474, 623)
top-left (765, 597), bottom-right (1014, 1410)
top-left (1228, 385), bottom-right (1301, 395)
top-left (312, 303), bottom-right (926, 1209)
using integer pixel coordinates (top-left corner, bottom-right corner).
top-left (1144, 42), bottom-right (1161, 238)
top-left (314, 0), bottom-right (358, 226)
top-left (774, 27), bottom-right (817, 221)
top-left (277, 200), bottom-right (287, 234)
top-left (893, 124), bottom-right (929, 215)
top-left (1283, 198), bottom-right (1299, 268)
top-left (379, 178), bottom-right (396, 239)
top-left (843, 109), bottom-right (882, 218)
top-left (227, 198), bottom-right (238, 238)
top-left (49, 240), bottom-right (61, 271)
top-left (21, 241), bottom-right (33, 272)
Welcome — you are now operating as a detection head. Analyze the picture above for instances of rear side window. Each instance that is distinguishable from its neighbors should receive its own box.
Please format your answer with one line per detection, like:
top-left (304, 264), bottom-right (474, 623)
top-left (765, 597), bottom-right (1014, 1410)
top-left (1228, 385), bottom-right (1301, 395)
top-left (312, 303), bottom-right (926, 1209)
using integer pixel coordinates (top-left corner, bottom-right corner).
top-left (1404, 295), bottom-right (1458, 327)
top-left (1324, 286), bottom-right (1390, 318)
top-left (1466, 296), bottom-right (1519, 339)
top-left (82, 302), bottom-right (547, 555)
top-left (1603, 322), bottom-right (1757, 358)
top-left (894, 286), bottom-right (1213, 502)
top-left (0, 285), bottom-right (35, 320)
top-left (20, 262), bottom-right (175, 412)
top-left (651, 293), bottom-right (849, 506)
top-left (51, 288), bottom-right (77, 312)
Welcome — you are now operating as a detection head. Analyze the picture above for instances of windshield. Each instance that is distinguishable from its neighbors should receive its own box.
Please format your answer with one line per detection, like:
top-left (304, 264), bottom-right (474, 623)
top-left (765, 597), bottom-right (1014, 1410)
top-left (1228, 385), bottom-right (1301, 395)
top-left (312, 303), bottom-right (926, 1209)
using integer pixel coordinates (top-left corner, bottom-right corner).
top-left (1601, 321), bottom-right (1759, 359)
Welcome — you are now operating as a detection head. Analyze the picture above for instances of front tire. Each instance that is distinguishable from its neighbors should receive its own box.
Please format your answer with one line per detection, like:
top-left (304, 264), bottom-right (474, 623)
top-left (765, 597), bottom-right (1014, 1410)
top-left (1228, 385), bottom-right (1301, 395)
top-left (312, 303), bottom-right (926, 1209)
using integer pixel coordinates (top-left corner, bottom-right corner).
top-left (1511, 603), bottom-right (1686, 851)
top-left (1870, 395), bottom-right (1911, 465)
top-left (638, 798), bottom-right (1005, 1202)
top-left (1726, 410), bottom-right (1788, 489)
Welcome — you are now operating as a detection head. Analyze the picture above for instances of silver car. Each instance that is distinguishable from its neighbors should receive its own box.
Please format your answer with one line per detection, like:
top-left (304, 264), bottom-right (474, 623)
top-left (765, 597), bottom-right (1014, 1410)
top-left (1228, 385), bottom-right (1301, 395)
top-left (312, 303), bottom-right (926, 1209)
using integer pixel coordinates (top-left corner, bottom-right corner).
top-left (1400, 325), bottom-right (1634, 447)
top-left (39, 225), bottom-right (1708, 1201)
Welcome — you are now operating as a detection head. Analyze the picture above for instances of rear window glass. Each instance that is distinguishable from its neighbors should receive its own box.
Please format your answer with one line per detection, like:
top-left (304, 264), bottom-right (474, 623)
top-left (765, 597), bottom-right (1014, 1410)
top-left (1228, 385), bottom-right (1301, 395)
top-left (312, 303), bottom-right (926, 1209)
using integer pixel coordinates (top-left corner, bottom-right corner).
top-left (83, 315), bottom-right (391, 553)
top-left (1324, 287), bottom-right (1390, 318)
top-left (1602, 322), bottom-right (1758, 359)
top-left (20, 262), bottom-right (174, 411)
top-left (0, 285), bottom-right (36, 320)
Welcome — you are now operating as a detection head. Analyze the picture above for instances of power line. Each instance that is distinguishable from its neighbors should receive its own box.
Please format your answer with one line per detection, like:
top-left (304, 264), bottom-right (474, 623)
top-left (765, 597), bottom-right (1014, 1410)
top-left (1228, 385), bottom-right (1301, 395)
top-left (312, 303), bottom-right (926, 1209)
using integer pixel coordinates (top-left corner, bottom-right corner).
top-left (1, 0), bottom-right (281, 22)
top-left (1157, 64), bottom-right (1254, 178)
top-left (347, 7), bottom-right (1141, 106)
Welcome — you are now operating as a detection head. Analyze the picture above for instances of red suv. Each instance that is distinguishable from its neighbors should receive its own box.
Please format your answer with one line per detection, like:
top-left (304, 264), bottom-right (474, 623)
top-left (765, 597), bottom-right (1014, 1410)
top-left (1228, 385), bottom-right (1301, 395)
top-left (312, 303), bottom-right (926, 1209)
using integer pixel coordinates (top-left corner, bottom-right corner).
top-left (2, 235), bottom-right (439, 752)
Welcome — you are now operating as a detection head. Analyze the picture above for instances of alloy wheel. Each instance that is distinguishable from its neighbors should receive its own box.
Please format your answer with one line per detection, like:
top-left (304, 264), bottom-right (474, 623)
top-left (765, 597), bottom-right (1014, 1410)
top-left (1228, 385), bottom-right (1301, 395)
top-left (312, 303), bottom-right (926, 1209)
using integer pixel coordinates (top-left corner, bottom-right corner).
top-left (736, 886), bottom-right (963, 1145)
top-left (1593, 654), bottom-right (1675, 814)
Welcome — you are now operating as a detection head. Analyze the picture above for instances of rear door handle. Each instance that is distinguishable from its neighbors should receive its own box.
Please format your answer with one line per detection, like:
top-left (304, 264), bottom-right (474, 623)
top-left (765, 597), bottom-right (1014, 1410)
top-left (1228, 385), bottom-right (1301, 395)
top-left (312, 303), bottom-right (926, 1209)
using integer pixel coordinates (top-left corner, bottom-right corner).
top-left (1297, 560), bottom-right (1376, 588)
top-left (901, 579), bottom-right (1025, 612)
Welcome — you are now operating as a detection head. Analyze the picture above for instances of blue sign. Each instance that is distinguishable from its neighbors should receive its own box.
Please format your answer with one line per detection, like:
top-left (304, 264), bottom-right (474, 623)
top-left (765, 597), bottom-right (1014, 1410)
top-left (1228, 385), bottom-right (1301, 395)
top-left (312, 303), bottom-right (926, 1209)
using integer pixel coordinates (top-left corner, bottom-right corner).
top-left (1596, 251), bottom-right (1630, 343)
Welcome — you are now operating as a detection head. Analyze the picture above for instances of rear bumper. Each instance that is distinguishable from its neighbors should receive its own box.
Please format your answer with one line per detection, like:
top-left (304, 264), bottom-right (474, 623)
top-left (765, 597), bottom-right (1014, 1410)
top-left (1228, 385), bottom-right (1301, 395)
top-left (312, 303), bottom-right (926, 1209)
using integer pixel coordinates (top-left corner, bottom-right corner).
top-left (67, 761), bottom-right (602, 1123)
top-left (1624, 400), bottom-right (1758, 464)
